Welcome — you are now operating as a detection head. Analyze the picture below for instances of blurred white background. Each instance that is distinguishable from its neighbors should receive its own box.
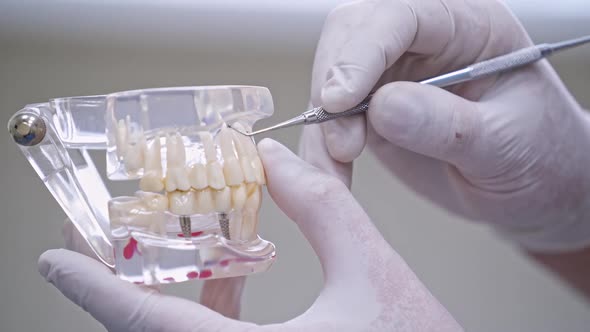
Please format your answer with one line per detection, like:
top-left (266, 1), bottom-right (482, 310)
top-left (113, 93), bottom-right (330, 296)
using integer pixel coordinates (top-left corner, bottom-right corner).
top-left (0, 1), bottom-right (589, 331)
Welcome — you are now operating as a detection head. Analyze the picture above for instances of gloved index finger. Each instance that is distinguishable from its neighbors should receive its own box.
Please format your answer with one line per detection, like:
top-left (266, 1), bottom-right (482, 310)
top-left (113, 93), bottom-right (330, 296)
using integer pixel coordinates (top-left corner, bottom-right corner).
top-left (318, 0), bottom-right (507, 112)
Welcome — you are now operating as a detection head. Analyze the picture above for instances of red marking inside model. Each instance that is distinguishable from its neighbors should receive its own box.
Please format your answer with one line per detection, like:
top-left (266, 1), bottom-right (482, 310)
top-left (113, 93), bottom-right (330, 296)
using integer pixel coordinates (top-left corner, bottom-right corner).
top-left (186, 271), bottom-right (199, 279)
top-left (163, 277), bottom-right (175, 282)
top-left (123, 238), bottom-right (138, 259)
top-left (199, 270), bottom-right (212, 278)
top-left (177, 231), bottom-right (204, 238)
top-left (219, 259), bottom-right (231, 267)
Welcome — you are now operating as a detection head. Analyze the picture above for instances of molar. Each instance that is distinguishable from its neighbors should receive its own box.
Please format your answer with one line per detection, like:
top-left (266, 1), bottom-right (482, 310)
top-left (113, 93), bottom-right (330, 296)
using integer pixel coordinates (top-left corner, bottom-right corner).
top-left (195, 189), bottom-right (214, 214)
top-left (168, 190), bottom-right (196, 215)
top-left (136, 191), bottom-right (168, 211)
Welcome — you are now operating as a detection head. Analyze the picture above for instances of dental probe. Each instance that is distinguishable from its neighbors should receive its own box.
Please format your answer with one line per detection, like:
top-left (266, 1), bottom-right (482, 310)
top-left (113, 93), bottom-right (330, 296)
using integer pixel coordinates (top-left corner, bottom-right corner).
top-left (235, 35), bottom-right (590, 137)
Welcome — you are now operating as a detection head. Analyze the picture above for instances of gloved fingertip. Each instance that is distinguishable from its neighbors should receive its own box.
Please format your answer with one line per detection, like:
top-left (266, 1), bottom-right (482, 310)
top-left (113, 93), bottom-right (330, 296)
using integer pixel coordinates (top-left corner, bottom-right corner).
top-left (321, 117), bottom-right (366, 163)
top-left (38, 249), bottom-right (63, 279)
top-left (257, 138), bottom-right (280, 154)
top-left (321, 84), bottom-right (358, 113)
top-left (257, 138), bottom-right (298, 166)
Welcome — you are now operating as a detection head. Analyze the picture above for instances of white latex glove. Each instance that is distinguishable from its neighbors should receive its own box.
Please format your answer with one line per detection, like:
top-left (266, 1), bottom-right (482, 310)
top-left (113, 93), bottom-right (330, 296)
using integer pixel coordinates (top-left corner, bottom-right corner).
top-left (39, 139), bottom-right (461, 332)
top-left (301, 0), bottom-right (590, 252)
top-left (61, 210), bottom-right (246, 319)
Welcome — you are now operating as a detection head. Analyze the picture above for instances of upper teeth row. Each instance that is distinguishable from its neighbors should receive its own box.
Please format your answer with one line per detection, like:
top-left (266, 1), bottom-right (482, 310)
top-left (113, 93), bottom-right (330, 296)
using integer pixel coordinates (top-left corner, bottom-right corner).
top-left (114, 120), bottom-right (265, 193)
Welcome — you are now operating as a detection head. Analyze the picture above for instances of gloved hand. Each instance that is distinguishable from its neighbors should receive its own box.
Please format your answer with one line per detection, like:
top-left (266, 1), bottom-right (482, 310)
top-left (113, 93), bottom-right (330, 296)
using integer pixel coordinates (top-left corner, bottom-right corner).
top-left (300, 0), bottom-right (590, 252)
top-left (39, 139), bottom-right (461, 332)
top-left (61, 203), bottom-right (247, 320)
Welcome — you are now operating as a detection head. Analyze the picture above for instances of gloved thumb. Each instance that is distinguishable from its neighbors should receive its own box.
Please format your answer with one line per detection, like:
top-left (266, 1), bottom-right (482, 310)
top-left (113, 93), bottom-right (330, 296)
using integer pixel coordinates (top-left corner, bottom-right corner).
top-left (258, 138), bottom-right (387, 281)
top-left (368, 82), bottom-right (484, 171)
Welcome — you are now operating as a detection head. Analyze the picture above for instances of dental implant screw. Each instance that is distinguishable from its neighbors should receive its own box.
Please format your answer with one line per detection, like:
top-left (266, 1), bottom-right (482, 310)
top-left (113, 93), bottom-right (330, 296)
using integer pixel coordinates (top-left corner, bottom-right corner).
top-left (218, 213), bottom-right (230, 240)
top-left (8, 113), bottom-right (46, 146)
top-left (179, 216), bottom-right (192, 238)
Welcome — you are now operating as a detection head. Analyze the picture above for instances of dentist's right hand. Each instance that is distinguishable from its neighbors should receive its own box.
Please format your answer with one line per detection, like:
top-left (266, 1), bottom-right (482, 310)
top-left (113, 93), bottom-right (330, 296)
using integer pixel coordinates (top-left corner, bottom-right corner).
top-left (300, 0), bottom-right (590, 254)
top-left (38, 139), bottom-right (461, 332)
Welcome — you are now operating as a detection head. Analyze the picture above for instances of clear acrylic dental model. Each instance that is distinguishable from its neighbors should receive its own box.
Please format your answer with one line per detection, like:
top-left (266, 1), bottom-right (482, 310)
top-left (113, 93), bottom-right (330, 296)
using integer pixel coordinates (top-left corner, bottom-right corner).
top-left (8, 86), bottom-right (276, 285)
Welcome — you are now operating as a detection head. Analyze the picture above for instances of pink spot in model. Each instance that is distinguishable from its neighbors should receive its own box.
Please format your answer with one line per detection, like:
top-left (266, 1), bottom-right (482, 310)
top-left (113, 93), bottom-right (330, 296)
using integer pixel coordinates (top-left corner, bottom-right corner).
top-left (123, 238), bottom-right (138, 260)
top-left (163, 277), bottom-right (175, 282)
top-left (186, 271), bottom-right (199, 279)
top-left (199, 270), bottom-right (212, 278)
top-left (176, 231), bottom-right (204, 238)
top-left (219, 259), bottom-right (231, 267)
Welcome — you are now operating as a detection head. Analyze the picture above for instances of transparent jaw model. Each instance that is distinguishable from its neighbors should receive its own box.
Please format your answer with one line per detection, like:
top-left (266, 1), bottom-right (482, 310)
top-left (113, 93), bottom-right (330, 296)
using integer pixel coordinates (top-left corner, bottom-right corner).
top-left (8, 86), bottom-right (276, 285)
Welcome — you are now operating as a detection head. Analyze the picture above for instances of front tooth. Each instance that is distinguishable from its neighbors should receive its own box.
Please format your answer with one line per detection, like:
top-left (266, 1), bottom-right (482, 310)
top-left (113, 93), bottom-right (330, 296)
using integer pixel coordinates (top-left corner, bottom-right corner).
top-left (218, 126), bottom-right (244, 186)
top-left (168, 191), bottom-right (195, 215)
top-left (244, 184), bottom-right (262, 212)
top-left (251, 156), bottom-right (265, 185)
top-left (239, 159), bottom-right (257, 183)
top-left (231, 130), bottom-right (257, 183)
top-left (231, 184), bottom-right (247, 210)
top-left (239, 184), bottom-right (262, 241)
top-left (188, 163), bottom-right (208, 190)
top-left (231, 123), bottom-right (265, 185)
top-left (195, 189), bottom-right (214, 214)
top-left (165, 133), bottom-right (190, 191)
top-left (213, 187), bottom-right (231, 212)
top-left (140, 135), bottom-right (164, 192)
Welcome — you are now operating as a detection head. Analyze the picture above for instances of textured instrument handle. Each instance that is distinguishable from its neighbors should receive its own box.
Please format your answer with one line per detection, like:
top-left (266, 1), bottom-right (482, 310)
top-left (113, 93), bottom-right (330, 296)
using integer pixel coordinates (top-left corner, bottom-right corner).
top-left (470, 46), bottom-right (543, 78)
top-left (310, 96), bottom-right (372, 123)
top-left (310, 46), bottom-right (543, 124)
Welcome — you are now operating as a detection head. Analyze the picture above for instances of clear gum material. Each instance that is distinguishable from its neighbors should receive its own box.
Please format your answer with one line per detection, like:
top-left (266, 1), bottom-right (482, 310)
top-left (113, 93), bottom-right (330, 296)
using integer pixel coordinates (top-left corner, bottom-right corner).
top-left (9, 86), bottom-right (276, 285)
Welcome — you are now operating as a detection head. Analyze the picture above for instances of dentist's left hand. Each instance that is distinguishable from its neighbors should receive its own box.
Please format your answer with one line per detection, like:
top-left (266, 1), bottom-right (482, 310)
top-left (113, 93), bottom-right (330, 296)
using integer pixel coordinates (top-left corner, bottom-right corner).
top-left (60, 206), bottom-right (247, 320)
top-left (39, 139), bottom-right (461, 332)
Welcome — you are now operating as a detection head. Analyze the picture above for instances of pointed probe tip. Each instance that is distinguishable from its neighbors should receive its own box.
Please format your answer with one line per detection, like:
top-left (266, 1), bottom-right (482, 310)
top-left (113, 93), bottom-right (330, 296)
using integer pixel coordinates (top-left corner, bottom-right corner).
top-left (227, 124), bottom-right (254, 137)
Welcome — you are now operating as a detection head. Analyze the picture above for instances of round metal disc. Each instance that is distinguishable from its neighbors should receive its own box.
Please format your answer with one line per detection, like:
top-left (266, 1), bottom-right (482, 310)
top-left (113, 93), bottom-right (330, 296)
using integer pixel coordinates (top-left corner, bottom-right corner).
top-left (8, 113), bottom-right (46, 146)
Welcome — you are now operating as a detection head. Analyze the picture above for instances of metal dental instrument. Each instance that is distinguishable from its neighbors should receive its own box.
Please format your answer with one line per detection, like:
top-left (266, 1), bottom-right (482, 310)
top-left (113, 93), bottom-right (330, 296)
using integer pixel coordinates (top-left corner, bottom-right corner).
top-left (236, 35), bottom-right (590, 137)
